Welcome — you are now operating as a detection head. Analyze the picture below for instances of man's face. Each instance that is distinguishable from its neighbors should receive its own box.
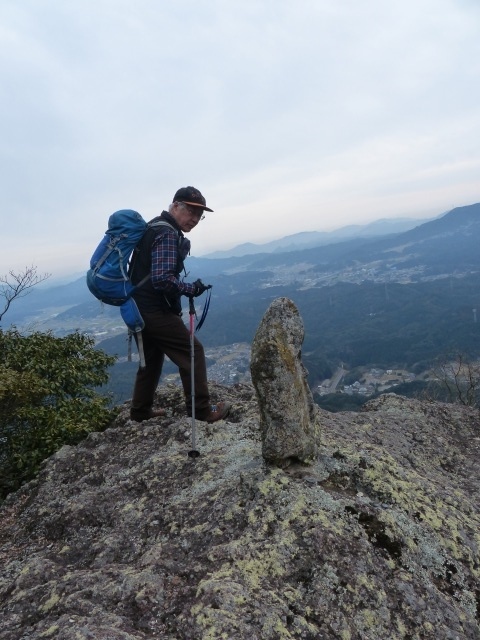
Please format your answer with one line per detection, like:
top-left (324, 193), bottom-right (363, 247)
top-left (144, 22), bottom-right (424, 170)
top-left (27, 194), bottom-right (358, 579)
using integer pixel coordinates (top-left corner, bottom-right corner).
top-left (171, 202), bottom-right (204, 233)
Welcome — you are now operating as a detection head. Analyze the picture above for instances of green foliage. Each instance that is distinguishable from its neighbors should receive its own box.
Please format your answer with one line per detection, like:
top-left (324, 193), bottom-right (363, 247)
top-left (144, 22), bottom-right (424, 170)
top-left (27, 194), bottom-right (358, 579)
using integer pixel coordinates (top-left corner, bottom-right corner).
top-left (0, 329), bottom-right (117, 499)
top-left (65, 268), bottom-right (480, 407)
top-left (193, 273), bottom-right (480, 378)
top-left (303, 353), bottom-right (333, 387)
top-left (314, 392), bottom-right (369, 413)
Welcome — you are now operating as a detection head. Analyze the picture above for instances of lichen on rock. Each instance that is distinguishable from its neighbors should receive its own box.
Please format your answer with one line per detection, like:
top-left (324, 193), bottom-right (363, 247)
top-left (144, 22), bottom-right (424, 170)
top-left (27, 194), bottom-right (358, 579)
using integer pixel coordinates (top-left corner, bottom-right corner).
top-left (0, 382), bottom-right (479, 639)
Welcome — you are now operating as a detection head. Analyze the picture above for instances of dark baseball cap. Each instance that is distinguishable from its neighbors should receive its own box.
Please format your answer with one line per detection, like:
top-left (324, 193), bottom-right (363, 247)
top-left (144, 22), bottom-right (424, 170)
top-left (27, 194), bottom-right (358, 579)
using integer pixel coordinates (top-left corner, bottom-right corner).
top-left (173, 186), bottom-right (213, 212)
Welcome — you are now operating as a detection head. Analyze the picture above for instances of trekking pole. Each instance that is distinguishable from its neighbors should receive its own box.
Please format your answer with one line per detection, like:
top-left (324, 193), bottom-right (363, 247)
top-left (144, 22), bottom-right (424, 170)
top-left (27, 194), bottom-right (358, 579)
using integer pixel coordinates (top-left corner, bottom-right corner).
top-left (188, 296), bottom-right (200, 458)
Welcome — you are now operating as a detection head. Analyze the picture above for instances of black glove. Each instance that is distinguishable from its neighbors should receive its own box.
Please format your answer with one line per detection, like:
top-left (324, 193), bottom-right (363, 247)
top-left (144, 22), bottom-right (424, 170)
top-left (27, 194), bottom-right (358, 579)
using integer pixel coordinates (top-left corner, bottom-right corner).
top-left (192, 278), bottom-right (211, 297)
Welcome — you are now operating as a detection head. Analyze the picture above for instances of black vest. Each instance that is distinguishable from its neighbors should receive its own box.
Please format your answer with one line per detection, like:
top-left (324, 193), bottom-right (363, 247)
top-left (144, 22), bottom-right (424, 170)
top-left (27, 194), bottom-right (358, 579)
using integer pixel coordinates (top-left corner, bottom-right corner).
top-left (129, 212), bottom-right (190, 315)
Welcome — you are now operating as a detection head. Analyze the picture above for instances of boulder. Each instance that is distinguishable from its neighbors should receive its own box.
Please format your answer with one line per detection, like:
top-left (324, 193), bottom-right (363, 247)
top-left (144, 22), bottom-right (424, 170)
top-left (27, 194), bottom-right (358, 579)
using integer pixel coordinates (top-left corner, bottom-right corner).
top-left (250, 297), bottom-right (320, 464)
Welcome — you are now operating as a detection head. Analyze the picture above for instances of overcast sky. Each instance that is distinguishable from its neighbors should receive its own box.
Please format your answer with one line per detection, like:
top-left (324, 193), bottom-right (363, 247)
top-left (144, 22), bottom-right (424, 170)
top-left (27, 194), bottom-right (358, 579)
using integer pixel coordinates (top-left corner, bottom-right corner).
top-left (1, 0), bottom-right (479, 278)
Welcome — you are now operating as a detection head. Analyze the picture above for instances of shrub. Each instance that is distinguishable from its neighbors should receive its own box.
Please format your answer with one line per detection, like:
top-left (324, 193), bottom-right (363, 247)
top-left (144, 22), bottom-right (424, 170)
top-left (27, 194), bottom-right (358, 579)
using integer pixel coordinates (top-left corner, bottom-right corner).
top-left (0, 329), bottom-right (117, 499)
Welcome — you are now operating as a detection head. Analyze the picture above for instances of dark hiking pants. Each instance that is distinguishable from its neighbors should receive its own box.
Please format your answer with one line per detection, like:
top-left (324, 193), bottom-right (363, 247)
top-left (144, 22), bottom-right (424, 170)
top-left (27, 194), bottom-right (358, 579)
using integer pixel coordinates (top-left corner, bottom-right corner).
top-left (131, 309), bottom-right (211, 419)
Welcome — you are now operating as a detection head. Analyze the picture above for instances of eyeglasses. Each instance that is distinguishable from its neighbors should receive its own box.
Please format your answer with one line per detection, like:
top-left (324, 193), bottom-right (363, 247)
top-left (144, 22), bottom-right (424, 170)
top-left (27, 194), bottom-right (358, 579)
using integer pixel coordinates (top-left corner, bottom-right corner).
top-left (179, 202), bottom-right (205, 221)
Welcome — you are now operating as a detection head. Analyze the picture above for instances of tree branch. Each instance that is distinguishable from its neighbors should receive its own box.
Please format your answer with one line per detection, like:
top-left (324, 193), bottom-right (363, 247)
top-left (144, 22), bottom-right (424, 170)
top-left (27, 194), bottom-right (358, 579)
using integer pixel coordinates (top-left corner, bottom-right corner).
top-left (0, 266), bottom-right (51, 323)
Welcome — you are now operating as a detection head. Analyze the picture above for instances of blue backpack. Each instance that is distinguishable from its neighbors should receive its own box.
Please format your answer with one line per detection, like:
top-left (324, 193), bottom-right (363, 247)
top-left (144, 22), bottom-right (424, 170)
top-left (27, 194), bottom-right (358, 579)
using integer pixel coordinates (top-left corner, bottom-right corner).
top-left (87, 209), bottom-right (174, 367)
top-left (86, 209), bottom-right (149, 306)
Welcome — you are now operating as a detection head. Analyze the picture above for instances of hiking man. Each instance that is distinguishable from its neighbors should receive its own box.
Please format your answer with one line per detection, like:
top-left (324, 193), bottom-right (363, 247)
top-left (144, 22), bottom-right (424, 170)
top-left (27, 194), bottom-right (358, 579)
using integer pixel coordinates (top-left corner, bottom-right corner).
top-left (128, 186), bottom-right (231, 423)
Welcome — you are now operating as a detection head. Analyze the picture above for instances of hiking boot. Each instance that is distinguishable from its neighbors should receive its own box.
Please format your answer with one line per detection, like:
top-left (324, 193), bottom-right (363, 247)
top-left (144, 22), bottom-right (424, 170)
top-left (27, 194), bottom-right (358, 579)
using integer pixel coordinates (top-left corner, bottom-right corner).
top-left (130, 408), bottom-right (166, 422)
top-left (203, 401), bottom-right (231, 423)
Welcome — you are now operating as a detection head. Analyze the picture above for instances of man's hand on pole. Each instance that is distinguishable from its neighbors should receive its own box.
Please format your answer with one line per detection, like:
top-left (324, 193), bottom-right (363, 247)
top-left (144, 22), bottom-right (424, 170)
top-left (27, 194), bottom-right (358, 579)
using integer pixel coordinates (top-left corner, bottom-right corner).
top-left (192, 279), bottom-right (212, 297)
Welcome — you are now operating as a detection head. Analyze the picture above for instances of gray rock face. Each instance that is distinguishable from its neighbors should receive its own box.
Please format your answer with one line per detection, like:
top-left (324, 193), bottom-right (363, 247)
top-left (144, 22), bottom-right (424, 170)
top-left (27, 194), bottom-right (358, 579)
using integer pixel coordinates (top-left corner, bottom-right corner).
top-left (0, 393), bottom-right (479, 637)
top-left (250, 297), bottom-right (320, 464)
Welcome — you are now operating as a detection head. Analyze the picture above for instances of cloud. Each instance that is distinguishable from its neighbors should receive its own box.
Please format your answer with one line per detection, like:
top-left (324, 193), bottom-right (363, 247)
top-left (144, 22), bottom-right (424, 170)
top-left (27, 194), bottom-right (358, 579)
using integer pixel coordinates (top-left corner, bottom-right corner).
top-left (0, 0), bottom-right (479, 275)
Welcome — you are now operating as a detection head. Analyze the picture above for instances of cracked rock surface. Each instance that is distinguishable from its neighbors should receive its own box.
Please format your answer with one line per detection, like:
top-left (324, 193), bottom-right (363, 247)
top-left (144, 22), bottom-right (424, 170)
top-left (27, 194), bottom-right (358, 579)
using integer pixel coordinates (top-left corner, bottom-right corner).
top-left (0, 382), bottom-right (479, 639)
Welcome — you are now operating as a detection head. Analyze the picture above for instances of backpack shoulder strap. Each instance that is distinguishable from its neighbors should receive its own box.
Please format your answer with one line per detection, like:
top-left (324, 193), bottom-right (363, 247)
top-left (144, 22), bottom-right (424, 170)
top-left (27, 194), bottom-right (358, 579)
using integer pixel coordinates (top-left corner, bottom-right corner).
top-left (147, 219), bottom-right (178, 234)
top-left (129, 219), bottom-right (181, 287)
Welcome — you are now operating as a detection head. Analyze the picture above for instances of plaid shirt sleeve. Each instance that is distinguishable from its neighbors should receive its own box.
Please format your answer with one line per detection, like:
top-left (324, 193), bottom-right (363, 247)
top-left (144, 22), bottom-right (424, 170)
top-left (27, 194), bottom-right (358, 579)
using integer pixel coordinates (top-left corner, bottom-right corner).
top-left (150, 229), bottom-right (196, 297)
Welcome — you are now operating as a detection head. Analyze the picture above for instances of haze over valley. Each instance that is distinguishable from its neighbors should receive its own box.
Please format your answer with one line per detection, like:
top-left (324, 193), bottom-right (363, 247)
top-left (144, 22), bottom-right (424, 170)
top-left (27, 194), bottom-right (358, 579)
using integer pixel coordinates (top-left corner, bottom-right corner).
top-left (5, 203), bottom-right (480, 409)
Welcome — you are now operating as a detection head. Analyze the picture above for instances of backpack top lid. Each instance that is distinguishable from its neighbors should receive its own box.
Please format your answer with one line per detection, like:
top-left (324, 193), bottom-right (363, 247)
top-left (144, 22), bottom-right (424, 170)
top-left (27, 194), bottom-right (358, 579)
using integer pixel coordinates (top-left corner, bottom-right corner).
top-left (89, 210), bottom-right (148, 273)
top-left (106, 209), bottom-right (147, 237)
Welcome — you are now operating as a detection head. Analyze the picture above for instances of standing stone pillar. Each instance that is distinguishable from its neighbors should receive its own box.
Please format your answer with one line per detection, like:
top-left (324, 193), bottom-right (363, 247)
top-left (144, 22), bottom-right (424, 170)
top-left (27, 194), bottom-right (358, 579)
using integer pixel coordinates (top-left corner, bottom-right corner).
top-left (250, 297), bottom-right (321, 465)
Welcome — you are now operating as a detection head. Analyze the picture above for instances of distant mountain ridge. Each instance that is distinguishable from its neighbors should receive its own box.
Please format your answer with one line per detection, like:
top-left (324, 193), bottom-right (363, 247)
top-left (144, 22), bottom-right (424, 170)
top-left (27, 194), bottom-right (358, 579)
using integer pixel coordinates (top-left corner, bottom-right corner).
top-left (203, 215), bottom-right (435, 259)
top-left (5, 202), bottom-right (480, 407)
top-left (5, 203), bottom-right (480, 335)
top-left (2, 213), bottom-right (431, 325)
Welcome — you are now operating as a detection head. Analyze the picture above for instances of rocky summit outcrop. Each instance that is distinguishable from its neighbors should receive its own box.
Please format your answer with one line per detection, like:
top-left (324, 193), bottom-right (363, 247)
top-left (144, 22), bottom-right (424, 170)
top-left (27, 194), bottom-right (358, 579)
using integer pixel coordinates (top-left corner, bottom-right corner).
top-left (251, 297), bottom-right (320, 465)
top-left (0, 389), bottom-right (479, 638)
